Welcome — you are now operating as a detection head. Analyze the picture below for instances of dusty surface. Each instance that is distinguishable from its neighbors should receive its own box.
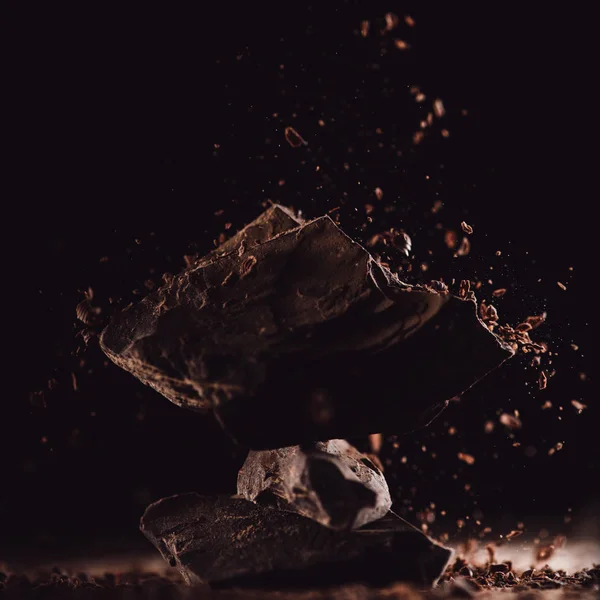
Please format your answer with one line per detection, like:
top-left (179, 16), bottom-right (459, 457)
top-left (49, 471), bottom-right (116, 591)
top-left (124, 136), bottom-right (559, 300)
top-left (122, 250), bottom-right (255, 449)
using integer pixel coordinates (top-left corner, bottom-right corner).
top-left (1, 564), bottom-right (598, 598)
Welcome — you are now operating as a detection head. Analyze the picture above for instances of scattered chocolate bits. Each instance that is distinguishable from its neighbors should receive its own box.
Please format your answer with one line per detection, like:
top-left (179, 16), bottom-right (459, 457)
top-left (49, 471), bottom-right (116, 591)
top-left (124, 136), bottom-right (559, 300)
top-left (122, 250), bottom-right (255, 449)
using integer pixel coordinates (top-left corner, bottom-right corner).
top-left (539, 370), bottom-right (548, 390)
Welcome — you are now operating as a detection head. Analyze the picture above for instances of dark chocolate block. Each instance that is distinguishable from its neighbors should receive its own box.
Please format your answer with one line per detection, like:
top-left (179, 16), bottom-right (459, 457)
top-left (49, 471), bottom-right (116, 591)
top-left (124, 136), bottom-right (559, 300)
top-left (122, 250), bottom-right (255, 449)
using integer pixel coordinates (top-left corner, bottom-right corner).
top-left (140, 494), bottom-right (452, 589)
top-left (237, 439), bottom-right (391, 530)
top-left (101, 205), bottom-right (513, 448)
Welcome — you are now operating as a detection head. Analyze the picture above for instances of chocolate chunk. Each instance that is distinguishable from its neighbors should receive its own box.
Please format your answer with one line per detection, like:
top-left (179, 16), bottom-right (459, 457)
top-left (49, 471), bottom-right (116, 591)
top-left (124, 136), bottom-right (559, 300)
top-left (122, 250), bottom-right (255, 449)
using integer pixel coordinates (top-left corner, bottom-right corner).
top-left (140, 494), bottom-right (452, 589)
top-left (101, 206), bottom-right (514, 448)
top-left (237, 439), bottom-right (391, 530)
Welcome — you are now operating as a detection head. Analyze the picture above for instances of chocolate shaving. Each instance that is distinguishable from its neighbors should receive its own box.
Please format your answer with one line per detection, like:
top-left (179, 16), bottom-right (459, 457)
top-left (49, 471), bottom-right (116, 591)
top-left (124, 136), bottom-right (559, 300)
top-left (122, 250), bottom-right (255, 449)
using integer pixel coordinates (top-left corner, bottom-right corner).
top-left (284, 127), bottom-right (307, 148)
top-left (460, 221), bottom-right (473, 235)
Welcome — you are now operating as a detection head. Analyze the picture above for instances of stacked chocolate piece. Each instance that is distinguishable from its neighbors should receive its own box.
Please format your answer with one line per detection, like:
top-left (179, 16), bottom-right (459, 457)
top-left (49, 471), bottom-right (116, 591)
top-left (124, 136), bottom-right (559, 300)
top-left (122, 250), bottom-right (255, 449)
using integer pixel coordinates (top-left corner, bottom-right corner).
top-left (101, 205), bottom-right (514, 589)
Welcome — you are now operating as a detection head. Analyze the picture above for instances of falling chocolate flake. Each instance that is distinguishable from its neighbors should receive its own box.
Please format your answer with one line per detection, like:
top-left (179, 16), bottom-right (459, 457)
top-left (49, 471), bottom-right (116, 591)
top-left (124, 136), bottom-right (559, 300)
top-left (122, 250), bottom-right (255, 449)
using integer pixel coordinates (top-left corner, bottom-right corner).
top-left (557, 281), bottom-right (567, 291)
top-left (374, 187), bottom-right (383, 200)
top-left (458, 452), bottom-right (475, 465)
top-left (539, 371), bottom-right (548, 390)
top-left (456, 237), bottom-right (471, 257)
top-left (412, 130), bottom-right (424, 144)
top-left (499, 413), bottom-right (522, 430)
top-left (571, 399), bottom-right (587, 412)
top-left (506, 530), bottom-right (523, 540)
top-left (360, 20), bottom-right (369, 37)
top-left (493, 288), bottom-right (507, 298)
top-left (536, 543), bottom-right (556, 563)
top-left (404, 15), bottom-right (415, 27)
top-left (383, 12), bottom-right (399, 32)
top-left (141, 494), bottom-right (452, 588)
top-left (433, 99), bottom-right (446, 118)
top-left (394, 39), bottom-right (410, 50)
top-left (237, 440), bottom-right (391, 530)
top-left (461, 221), bottom-right (473, 235)
top-left (284, 126), bottom-right (307, 148)
top-left (75, 287), bottom-right (102, 326)
top-left (100, 205), bottom-right (514, 449)
top-left (445, 230), bottom-right (458, 249)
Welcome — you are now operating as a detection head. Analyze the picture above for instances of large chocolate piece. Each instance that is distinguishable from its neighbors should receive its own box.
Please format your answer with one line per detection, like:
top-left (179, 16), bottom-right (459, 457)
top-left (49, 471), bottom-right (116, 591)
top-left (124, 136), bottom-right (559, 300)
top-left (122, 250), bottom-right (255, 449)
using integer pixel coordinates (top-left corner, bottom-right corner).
top-left (101, 205), bottom-right (514, 448)
top-left (140, 494), bottom-right (452, 588)
top-left (237, 440), bottom-right (391, 530)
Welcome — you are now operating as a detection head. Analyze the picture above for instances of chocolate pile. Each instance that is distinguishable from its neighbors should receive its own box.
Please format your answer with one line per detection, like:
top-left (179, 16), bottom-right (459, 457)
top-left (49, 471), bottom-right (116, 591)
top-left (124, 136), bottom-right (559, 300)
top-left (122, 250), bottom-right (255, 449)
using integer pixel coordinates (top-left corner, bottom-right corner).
top-left (100, 206), bottom-right (516, 589)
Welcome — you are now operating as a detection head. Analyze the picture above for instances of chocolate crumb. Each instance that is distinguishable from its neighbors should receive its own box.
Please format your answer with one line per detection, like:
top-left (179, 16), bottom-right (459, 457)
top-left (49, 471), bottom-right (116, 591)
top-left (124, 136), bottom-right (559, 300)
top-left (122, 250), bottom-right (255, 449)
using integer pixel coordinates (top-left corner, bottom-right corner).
top-left (284, 126), bottom-right (307, 148)
top-left (458, 452), bottom-right (475, 465)
top-left (461, 221), bottom-right (474, 235)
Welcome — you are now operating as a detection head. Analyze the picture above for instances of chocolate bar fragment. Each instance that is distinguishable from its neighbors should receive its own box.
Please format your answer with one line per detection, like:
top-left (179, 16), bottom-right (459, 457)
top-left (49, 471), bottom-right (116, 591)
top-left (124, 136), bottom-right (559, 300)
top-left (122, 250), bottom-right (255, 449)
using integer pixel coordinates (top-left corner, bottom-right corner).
top-left (237, 440), bottom-right (391, 530)
top-left (101, 205), bottom-right (514, 448)
top-left (140, 494), bottom-right (452, 589)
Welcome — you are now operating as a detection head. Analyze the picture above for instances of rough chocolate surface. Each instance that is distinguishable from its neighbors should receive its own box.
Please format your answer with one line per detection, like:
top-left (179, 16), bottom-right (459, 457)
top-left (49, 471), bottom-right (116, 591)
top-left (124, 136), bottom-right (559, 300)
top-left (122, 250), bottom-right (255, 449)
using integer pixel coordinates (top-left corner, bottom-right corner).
top-left (140, 494), bottom-right (452, 589)
top-left (237, 440), bottom-right (391, 530)
top-left (101, 205), bottom-right (514, 448)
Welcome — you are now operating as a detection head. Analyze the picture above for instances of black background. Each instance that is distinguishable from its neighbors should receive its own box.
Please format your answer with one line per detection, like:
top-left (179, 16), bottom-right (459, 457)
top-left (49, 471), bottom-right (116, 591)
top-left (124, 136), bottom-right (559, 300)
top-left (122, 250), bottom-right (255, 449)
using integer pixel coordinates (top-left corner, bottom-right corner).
top-left (3, 2), bottom-right (596, 563)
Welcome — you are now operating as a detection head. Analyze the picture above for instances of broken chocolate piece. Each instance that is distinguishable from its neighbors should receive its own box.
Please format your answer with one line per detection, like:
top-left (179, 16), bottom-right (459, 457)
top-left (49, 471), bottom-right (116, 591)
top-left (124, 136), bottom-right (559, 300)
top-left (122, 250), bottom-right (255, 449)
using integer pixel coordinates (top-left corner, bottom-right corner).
top-left (140, 494), bottom-right (452, 589)
top-left (237, 439), bottom-right (391, 530)
top-left (101, 206), bottom-right (514, 448)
